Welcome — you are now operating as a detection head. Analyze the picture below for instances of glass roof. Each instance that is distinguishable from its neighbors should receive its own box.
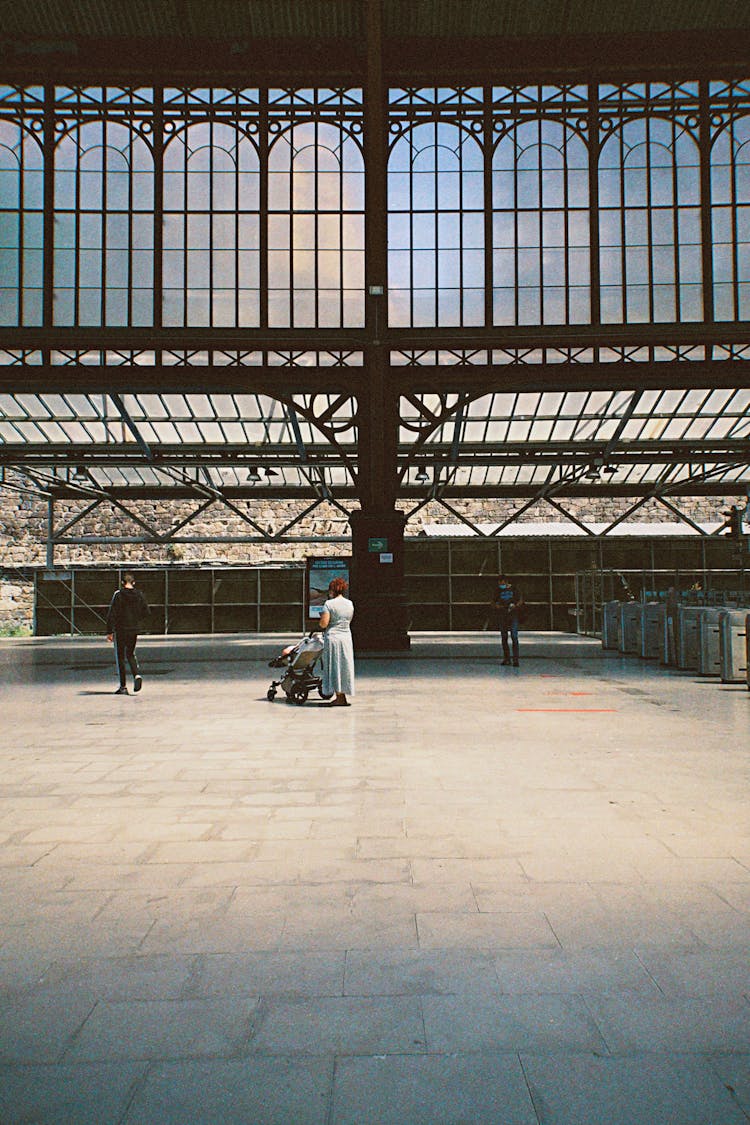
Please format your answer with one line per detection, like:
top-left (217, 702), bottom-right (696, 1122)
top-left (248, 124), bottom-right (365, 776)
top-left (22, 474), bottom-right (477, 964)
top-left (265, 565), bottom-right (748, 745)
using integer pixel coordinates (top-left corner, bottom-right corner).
top-left (1, 385), bottom-right (748, 495)
top-left (0, 391), bottom-right (358, 491)
top-left (400, 387), bottom-right (750, 490)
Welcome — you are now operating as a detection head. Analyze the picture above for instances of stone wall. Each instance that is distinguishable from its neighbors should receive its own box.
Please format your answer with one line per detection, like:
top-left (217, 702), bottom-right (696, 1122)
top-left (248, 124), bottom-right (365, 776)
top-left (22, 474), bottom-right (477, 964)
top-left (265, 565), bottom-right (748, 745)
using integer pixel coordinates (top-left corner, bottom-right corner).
top-left (0, 573), bottom-right (34, 634)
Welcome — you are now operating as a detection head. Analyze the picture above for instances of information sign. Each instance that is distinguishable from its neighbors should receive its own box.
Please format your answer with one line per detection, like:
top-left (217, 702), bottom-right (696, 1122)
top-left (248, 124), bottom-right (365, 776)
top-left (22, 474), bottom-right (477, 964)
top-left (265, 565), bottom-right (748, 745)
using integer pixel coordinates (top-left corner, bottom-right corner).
top-left (306, 556), bottom-right (350, 619)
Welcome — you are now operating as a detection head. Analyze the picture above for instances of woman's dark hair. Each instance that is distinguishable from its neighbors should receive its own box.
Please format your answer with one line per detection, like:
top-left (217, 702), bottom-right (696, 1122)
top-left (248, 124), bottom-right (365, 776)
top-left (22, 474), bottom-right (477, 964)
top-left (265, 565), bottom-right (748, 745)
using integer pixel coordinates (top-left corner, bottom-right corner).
top-left (329, 576), bottom-right (348, 596)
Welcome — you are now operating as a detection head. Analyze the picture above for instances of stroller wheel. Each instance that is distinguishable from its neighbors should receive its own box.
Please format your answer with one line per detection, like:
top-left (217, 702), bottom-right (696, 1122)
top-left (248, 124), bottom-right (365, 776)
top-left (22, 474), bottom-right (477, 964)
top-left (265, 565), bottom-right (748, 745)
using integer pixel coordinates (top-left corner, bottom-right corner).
top-left (293, 688), bottom-right (308, 705)
top-left (266, 687), bottom-right (277, 701)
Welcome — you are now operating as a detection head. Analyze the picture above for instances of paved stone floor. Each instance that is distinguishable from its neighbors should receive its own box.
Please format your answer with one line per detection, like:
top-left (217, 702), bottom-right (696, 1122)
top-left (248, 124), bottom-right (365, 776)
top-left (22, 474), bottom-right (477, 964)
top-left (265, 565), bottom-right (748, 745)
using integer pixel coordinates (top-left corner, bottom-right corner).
top-left (0, 631), bottom-right (748, 1124)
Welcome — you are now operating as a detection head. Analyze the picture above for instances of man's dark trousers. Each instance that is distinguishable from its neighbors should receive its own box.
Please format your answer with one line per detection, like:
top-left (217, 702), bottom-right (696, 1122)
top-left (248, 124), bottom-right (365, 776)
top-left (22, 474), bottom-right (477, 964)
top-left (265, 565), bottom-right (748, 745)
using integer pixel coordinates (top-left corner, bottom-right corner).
top-left (500, 611), bottom-right (519, 663)
top-left (114, 630), bottom-right (140, 689)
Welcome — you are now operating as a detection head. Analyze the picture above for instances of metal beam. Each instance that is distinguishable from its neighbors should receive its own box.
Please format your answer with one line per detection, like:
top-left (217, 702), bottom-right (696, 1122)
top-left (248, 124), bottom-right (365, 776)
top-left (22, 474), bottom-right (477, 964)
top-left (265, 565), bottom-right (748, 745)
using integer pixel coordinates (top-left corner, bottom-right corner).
top-left (394, 361), bottom-right (750, 394)
top-left (3, 358), bottom-right (746, 395)
top-left (3, 482), bottom-right (744, 503)
top-left (2, 320), bottom-right (749, 351)
top-left (0, 365), bottom-right (364, 396)
top-left (2, 441), bottom-right (747, 472)
top-left (109, 393), bottom-right (153, 461)
top-left (2, 27), bottom-right (749, 86)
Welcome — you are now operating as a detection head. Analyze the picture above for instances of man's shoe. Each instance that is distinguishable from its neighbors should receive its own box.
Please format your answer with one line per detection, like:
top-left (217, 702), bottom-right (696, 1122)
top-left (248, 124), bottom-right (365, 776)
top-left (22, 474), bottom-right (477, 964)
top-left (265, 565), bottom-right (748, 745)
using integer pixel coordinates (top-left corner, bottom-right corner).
top-left (115, 686), bottom-right (129, 695)
top-left (134, 675), bottom-right (143, 693)
top-left (501, 659), bottom-right (511, 666)
top-left (512, 659), bottom-right (519, 667)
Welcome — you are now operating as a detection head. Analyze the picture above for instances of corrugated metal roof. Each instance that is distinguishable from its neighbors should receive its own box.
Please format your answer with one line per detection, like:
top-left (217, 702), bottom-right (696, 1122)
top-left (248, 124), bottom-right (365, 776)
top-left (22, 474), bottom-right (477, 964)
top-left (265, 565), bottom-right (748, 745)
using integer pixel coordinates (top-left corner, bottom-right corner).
top-left (2, 0), bottom-right (748, 40)
top-left (417, 521), bottom-right (725, 537)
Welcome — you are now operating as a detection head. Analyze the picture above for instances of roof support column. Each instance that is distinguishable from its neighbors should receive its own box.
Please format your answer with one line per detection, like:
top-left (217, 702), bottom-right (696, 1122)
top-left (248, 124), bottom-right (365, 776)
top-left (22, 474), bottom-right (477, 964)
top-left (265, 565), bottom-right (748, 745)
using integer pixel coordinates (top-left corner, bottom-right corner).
top-left (349, 0), bottom-right (409, 651)
top-left (46, 496), bottom-right (55, 570)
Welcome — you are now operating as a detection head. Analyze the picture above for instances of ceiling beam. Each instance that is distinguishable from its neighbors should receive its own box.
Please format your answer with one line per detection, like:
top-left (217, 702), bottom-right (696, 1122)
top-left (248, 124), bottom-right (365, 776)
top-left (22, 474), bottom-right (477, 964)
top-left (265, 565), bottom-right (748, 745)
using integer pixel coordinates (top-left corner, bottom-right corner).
top-left (2, 28), bottom-right (749, 85)
top-left (2, 483), bottom-right (744, 502)
top-left (109, 392), bottom-right (153, 460)
top-left (3, 323), bottom-right (749, 349)
top-left (1, 438), bottom-right (747, 460)
top-left (393, 361), bottom-right (750, 394)
top-left (2, 358), bottom-right (749, 395)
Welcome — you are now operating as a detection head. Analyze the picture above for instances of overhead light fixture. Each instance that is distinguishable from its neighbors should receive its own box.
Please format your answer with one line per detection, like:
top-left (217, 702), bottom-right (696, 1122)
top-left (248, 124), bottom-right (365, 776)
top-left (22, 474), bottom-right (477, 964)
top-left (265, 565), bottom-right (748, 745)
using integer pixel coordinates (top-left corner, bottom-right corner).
top-left (602, 464), bottom-right (617, 475)
top-left (70, 465), bottom-right (87, 483)
top-left (246, 466), bottom-right (261, 482)
top-left (415, 467), bottom-right (429, 483)
top-left (583, 464), bottom-right (601, 481)
top-left (264, 467), bottom-right (279, 479)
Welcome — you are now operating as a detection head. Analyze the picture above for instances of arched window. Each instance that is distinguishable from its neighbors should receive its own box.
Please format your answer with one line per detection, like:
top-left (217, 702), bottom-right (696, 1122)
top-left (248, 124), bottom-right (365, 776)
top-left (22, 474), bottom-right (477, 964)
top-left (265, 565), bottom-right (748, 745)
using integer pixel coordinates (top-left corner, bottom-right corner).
top-left (163, 121), bottom-right (260, 327)
top-left (0, 121), bottom-right (43, 326)
top-left (599, 117), bottom-right (702, 323)
top-left (388, 121), bottom-right (484, 327)
top-left (54, 119), bottom-right (153, 326)
top-left (268, 121), bottom-right (364, 327)
top-left (711, 114), bottom-right (750, 322)
top-left (492, 119), bottom-right (589, 325)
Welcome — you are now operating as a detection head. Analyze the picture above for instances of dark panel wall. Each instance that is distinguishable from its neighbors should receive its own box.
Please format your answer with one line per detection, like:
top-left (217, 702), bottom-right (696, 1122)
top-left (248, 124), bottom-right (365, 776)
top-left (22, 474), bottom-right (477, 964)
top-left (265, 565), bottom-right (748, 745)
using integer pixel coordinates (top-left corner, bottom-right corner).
top-left (31, 535), bottom-right (746, 635)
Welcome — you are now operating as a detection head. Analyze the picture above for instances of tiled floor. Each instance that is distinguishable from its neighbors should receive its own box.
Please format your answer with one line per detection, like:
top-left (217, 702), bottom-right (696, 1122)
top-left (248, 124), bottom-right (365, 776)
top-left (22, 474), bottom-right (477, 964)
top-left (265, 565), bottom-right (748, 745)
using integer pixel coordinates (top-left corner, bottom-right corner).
top-left (0, 632), bottom-right (748, 1124)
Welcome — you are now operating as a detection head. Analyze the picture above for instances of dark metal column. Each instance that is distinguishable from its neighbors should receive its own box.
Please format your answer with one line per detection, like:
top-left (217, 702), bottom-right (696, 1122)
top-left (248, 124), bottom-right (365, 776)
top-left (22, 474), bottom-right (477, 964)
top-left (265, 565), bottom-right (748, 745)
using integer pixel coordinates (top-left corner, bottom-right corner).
top-left (153, 87), bottom-right (164, 334)
top-left (699, 79), bottom-right (715, 325)
top-left (350, 0), bottom-right (410, 651)
top-left (42, 84), bottom-right (55, 338)
top-left (46, 496), bottom-right (55, 570)
top-left (587, 79), bottom-right (602, 329)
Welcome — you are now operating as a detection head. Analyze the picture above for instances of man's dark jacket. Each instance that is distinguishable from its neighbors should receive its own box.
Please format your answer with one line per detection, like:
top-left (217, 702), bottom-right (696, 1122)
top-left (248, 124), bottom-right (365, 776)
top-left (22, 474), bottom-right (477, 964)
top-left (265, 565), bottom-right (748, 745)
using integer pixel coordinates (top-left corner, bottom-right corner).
top-left (106, 587), bottom-right (149, 633)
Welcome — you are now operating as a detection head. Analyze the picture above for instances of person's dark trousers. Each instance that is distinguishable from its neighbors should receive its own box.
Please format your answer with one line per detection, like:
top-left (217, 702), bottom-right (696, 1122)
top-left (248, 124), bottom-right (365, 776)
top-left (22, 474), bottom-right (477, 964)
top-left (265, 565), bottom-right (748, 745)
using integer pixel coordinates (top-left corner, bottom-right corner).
top-left (114, 630), bottom-right (139, 689)
top-left (500, 612), bottom-right (519, 663)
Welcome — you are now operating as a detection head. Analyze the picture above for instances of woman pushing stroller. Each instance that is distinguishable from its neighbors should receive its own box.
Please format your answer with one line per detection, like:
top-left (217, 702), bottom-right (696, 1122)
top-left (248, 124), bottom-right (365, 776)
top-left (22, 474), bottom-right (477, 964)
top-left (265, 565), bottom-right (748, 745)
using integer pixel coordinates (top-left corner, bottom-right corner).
top-left (318, 576), bottom-right (355, 706)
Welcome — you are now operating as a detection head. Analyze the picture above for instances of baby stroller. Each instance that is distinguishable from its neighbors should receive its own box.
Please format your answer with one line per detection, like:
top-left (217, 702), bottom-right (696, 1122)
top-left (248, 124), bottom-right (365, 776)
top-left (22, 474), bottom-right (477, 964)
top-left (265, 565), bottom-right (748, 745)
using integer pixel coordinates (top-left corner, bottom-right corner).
top-left (266, 632), bottom-right (333, 705)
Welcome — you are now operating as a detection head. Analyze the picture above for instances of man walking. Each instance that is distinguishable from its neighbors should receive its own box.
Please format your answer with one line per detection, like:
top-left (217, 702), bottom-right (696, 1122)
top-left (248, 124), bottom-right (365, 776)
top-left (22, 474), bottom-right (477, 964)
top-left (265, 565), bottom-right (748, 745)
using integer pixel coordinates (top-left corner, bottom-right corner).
top-left (106, 572), bottom-right (149, 695)
top-left (493, 573), bottom-right (524, 667)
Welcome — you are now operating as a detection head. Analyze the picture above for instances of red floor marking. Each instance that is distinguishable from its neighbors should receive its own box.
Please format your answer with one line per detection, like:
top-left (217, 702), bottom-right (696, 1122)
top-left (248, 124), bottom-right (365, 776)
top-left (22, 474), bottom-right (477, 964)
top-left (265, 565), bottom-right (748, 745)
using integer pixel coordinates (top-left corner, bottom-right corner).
top-left (544, 691), bottom-right (593, 696)
top-left (517, 708), bottom-right (617, 713)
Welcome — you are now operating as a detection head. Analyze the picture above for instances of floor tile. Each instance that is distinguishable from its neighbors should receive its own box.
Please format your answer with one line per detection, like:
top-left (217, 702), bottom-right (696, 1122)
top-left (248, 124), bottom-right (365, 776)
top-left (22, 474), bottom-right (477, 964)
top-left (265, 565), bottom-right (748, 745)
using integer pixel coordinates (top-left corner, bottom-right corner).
top-left (344, 948), bottom-right (500, 996)
top-left (584, 994), bottom-right (750, 1053)
top-left (249, 996), bottom-right (425, 1054)
top-left (521, 1052), bottom-right (748, 1125)
top-left (64, 997), bottom-right (258, 1061)
top-left (123, 1057), bottom-right (332, 1125)
top-left (0, 1062), bottom-right (146, 1125)
top-left (332, 1053), bottom-right (537, 1125)
top-left (422, 992), bottom-right (606, 1053)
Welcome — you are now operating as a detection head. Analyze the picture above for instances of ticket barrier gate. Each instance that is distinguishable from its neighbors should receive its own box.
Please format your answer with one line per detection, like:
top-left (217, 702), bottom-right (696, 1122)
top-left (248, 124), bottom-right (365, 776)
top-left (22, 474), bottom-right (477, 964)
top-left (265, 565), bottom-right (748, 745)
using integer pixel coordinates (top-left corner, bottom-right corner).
top-left (662, 605), bottom-right (677, 666)
top-left (719, 610), bottom-right (748, 684)
top-left (619, 602), bottom-right (641, 655)
top-left (677, 606), bottom-right (702, 671)
top-left (637, 603), bottom-right (663, 659)
top-left (698, 608), bottom-right (723, 676)
top-left (602, 601), bottom-right (621, 650)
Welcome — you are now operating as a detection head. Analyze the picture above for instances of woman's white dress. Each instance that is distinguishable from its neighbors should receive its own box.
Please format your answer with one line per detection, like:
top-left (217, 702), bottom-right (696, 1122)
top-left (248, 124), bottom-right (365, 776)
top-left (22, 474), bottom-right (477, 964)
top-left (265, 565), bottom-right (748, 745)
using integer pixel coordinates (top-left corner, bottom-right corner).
top-left (321, 596), bottom-right (355, 696)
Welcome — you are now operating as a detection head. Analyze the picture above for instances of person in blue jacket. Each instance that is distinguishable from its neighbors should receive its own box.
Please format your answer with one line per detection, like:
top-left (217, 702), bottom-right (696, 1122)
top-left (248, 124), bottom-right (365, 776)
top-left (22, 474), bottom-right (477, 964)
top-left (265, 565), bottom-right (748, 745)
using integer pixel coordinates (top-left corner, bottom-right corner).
top-left (106, 572), bottom-right (149, 695)
top-left (493, 574), bottom-right (524, 667)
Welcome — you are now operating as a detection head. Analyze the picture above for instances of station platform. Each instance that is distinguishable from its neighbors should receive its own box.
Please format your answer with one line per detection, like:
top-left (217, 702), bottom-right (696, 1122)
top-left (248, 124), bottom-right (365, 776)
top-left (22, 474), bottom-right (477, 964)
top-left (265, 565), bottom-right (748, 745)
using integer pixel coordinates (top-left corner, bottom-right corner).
top-left (0, 632), bottom-right (748, 1124)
